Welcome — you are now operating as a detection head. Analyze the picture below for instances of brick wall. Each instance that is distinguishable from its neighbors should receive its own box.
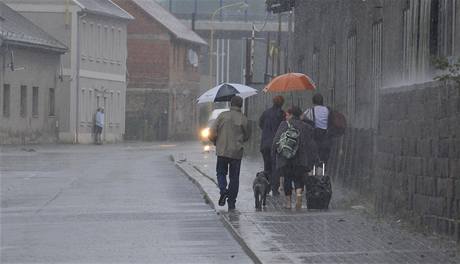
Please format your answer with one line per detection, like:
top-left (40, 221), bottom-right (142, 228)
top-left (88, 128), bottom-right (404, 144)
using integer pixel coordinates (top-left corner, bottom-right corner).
top-left (114, 0), bottom-right (202, 141)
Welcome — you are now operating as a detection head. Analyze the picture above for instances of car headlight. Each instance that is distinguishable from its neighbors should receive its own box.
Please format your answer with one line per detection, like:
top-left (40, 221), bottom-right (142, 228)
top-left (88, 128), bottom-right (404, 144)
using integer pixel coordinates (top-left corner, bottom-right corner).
top-left (200, 128), bottom-right (210, 139)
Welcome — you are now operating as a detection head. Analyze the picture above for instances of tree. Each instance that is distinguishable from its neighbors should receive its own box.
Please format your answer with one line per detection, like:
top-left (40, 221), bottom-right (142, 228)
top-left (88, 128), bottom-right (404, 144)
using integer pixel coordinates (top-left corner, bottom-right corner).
top-left (432, 56), bottom-right (460, 88)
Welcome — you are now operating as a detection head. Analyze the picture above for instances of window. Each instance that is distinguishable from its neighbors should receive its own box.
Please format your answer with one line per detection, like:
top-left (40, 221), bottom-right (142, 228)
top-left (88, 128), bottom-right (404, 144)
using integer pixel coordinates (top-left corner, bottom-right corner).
top-left (118, 28), bottom-right (123, 64)
top-left (402, 7), bottom-right (412, 80)
top-left (104, 26), bottom-right (108, 61)
top-left (32, 86), bottom-right (39, 117)
top-left (402, 1), bottom-right (431, 81)
top-left (81, 20), bottom-right (87, 59)
top-left (89, 23), bottom-right (94, 60)
top-left (117, 92), bottom-right (120, 125)
top-left (97, 24), bottom-right (101, 61)
top-left (3, 84), bottom-right (10, 117)
top-left (81, 89), bottom-right (85, 123)
top-left (20, 85), bottom-right (27, 117)
top-left (296, 55), bottom-right (305, 73)
top-left (49, 88), bottom-right (55, 116)
top-left (372, 21), bottom-right (383, 128)
top-left (110, 91), bottom-right (114, 125)
top-left (312, 49), bottom-right (320, 86)
top-left (430, 0), bottom-right (456, 57)
top-left (346, 33), bottom-right (356, 120)
top-left (327, 44), bottom-right (336, 107)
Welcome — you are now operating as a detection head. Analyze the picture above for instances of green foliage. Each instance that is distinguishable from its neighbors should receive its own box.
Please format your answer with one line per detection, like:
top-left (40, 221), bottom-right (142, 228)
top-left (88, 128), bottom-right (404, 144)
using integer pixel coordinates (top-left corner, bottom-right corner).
top-left (432, 56), bottom-right (460, 87)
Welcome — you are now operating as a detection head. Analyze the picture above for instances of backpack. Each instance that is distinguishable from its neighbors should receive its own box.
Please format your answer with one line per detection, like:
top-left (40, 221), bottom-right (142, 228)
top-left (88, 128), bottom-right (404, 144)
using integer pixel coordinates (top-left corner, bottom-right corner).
top-left (276, 121), bottom-right (300, 159)
top-left (327, 109), bottom-right (346, 137)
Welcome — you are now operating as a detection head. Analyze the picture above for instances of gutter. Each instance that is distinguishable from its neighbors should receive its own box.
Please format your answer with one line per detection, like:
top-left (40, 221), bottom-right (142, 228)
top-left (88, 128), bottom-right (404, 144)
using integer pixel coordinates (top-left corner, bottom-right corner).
top-left (1, 39), bottom-right (67, 54)
top-left (75, 11), bottom-right (87, 143)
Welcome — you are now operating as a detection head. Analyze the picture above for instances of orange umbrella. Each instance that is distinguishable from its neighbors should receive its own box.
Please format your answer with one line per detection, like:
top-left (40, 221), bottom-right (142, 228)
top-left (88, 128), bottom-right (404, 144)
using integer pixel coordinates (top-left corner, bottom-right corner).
top-left (263, 72), bottom-right (316, 92)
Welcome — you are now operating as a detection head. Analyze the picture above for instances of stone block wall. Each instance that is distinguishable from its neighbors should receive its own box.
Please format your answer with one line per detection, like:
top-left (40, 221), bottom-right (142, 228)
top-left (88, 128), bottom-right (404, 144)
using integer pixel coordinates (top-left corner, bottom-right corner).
top-left (373, 82), bottom-right (460, 241)
top-left (328, 81), bottom-right (459, 242)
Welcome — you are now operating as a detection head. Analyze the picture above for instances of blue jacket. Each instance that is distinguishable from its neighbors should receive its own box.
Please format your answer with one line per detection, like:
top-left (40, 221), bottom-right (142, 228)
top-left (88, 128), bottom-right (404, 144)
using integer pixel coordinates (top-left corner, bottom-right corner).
top-left (259, 106), bottom-right (285, 151)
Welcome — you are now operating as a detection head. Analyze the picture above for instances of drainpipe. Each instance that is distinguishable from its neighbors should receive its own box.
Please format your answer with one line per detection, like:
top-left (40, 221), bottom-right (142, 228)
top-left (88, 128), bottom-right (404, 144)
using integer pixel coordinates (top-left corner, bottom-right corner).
top-left (75, 11), bottom-right (87, 143)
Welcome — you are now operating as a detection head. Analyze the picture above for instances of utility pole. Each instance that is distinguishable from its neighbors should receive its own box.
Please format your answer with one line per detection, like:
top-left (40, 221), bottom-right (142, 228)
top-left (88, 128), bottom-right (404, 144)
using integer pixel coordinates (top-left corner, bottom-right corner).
top-left (286, 10), bottom-right (292, 72)
top-left (192, 0), bottom-right (197, 31)
top-left (277, 13), bottom-right (281, 75)
top-left (244, 37), bottom-right (252, 117)
top-left (264, 32), bottom-right (270, 83)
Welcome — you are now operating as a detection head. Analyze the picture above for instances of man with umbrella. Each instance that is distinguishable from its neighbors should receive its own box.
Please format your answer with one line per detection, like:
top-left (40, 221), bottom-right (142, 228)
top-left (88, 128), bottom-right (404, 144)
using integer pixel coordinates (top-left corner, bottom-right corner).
top-left (208, 96), bottom-right (250, 211)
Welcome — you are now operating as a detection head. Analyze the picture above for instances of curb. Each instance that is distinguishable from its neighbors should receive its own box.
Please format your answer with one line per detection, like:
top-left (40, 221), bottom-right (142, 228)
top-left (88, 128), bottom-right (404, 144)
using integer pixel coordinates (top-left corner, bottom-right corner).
top-left (171, 155), bottom-right (262, 264)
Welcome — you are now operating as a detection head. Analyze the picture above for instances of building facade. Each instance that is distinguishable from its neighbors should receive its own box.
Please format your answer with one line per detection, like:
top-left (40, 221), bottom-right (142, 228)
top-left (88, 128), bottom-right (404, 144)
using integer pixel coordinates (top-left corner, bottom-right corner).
top-left (113, 0), bottom-right (206, 141)
top-left (294, 0), bottom-right (459, 129)
top-left (292, 0), bottom-right (460, 241)
top-left (0, 2), bottom-right (67, 144)
top-left (4, 0), bottom-right (133, 143)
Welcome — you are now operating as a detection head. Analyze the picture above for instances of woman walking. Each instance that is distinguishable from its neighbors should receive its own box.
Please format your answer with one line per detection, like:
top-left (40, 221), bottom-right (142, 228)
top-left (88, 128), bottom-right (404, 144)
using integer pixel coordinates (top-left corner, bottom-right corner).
top-left (272, 106), bottom-right (318, 209)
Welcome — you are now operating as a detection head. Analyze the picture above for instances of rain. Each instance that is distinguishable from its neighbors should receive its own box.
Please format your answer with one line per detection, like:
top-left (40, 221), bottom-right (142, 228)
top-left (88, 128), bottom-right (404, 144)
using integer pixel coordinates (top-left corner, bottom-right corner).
top-left (1, 0), bottom-right (459, 263)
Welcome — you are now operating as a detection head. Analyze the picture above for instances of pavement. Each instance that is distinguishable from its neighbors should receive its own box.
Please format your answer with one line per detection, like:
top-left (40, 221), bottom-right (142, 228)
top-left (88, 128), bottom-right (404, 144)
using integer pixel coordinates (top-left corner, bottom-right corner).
top-left (173, 142), bottom-right (460, 264)
top-left (1, 143), bottom-right (253, 263)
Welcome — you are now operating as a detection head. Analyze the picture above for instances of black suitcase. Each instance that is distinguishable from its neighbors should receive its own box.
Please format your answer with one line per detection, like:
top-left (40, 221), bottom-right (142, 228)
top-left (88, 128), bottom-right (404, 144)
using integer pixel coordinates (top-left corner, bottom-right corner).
top-left (305, 164), bottom-right (332, 209)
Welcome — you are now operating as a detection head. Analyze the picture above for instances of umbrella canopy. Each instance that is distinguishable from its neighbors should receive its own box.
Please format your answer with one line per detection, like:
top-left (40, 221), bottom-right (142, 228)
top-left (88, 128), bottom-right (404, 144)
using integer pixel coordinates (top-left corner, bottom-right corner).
top-left (263, 72), bottom-right (316, 93)
top-left (197, 83), bottom-right (257, 104)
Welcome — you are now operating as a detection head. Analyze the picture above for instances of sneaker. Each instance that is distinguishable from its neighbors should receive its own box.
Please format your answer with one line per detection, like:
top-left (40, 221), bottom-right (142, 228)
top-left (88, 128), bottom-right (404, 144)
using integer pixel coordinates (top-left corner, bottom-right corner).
top-left (228, 203), bottom-right (236, 211)
top-left (218, 192), bottom-right (228, 206)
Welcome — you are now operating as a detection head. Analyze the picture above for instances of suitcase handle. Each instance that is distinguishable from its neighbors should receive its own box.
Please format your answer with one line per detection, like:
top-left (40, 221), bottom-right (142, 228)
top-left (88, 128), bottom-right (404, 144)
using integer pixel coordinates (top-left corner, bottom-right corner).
top-left (313, 163), bottom-right (326, 176)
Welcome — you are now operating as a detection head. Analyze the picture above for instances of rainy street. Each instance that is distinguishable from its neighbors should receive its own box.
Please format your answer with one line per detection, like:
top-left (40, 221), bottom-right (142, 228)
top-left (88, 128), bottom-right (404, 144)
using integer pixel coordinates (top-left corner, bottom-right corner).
top-left (0, 144), bottom-right (252, 263)
top-left (1, 0), bottom-right (459, 263)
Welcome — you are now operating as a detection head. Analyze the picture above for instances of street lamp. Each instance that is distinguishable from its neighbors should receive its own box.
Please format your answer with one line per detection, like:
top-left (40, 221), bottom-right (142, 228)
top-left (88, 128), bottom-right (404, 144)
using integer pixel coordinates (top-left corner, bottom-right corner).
top-left (209, 1), bottom-right (249, 88)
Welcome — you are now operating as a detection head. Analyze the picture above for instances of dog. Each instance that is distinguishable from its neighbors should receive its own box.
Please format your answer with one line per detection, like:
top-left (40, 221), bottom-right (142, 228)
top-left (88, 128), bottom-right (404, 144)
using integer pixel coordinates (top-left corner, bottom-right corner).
top-left (253, 171), bottom-right (270, 210)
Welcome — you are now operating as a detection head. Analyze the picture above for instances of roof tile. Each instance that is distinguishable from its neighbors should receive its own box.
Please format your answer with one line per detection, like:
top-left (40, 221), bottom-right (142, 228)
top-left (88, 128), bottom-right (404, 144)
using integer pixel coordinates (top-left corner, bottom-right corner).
top-left (0, 2), bottom-right (67, 52)
top-left (131, 0), bottom-right (207, 46)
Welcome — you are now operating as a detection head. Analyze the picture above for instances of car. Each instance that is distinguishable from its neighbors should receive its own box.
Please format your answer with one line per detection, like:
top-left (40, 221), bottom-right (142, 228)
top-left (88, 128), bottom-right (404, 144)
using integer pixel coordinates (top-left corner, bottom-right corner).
top-left (199, 108), bottom-right (229, 148)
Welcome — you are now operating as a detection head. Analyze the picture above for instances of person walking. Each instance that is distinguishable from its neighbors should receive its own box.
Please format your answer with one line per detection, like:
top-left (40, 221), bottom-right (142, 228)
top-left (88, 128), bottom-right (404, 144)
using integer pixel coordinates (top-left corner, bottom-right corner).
top-left (273, 106), bottom-right (318, 209)
top-left (259, 95), bottom-right (285, 195)
top-left (209, 96), bottom-right (250, 211)
top-left (95, 107), bottom-right (104, 145)
top-left (302, 93), bottom-right (332, 165)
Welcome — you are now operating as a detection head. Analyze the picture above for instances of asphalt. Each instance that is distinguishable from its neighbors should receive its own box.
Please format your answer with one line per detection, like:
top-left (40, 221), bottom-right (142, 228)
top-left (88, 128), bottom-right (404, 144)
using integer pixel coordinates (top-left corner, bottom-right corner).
top-left (173, 142), bottom-right (460, 264)
top-left (1, 143), bottom-right (253, 263)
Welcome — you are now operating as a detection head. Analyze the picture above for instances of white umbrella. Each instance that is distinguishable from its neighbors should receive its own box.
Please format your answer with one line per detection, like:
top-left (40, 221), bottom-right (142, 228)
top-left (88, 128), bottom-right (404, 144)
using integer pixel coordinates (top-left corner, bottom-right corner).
top-left (197, 83), bottom-right (257, 104)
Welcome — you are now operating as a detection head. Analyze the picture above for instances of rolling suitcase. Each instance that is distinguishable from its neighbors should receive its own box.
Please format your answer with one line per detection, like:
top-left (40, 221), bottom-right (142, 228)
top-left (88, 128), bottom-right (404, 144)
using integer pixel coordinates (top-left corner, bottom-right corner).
top-left (305, 163), bottom-right (332, 209)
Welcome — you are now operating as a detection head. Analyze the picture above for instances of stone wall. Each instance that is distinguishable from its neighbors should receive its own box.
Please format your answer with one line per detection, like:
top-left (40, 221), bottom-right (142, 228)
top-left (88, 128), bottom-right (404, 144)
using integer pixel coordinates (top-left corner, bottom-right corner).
top-left (373, 82), bottom-right (460, 241)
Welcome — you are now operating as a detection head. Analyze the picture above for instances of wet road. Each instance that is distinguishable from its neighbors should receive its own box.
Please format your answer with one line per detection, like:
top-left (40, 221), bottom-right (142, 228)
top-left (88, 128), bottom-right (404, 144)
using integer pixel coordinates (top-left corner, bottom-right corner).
top-left (1, 144), bottom-right (253, 263)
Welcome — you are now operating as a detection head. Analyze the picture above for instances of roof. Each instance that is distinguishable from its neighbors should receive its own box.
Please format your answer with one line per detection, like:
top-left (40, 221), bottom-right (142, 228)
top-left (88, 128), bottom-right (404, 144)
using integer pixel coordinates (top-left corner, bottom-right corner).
top-left (76, 0), bottom-right (134, 20)
top-left (0, 2), bottom-right (67, 52)
top-left (131, 0), bottom-right (207, 46)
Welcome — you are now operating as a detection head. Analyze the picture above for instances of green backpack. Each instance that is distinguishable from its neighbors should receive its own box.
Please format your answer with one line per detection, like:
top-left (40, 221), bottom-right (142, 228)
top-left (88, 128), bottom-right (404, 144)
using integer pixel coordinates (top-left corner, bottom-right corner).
top-left (277, 121), bottom-right (300, 159)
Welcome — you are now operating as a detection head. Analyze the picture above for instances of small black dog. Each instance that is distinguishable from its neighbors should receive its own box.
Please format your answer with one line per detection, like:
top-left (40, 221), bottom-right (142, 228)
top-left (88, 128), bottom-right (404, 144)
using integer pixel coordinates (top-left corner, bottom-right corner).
top-left (253, 171), bottom-right (270, 210)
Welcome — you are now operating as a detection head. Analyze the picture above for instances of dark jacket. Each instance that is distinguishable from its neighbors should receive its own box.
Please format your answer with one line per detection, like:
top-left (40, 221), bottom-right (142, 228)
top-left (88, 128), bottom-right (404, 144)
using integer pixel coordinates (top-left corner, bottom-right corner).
top-left (259, 106), bottom-right (285, 151)
top-left (209, 106), bottom-right (250, 159)
top-left (272, 118), bottom-right (318, 170)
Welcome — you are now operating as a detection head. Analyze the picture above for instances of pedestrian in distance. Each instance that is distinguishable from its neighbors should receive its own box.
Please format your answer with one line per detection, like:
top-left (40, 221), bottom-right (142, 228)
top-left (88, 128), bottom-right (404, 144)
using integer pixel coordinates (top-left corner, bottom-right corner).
top-left (301, 93), bottom-right (332, 165)
top-left (273, 106), bottom-right (318, 209)
top-left (209, 96), bottom-right (250, 211)
top-left (258, 95), bottom-right (285, 196)
top-left (95, 107), bottom-right (104, 145)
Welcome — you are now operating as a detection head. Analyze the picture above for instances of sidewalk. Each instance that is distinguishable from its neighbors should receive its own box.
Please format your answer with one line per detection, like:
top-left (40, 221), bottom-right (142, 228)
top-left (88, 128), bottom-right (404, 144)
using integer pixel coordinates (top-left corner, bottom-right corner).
top-left (173, 142), bottom-right (459, 264)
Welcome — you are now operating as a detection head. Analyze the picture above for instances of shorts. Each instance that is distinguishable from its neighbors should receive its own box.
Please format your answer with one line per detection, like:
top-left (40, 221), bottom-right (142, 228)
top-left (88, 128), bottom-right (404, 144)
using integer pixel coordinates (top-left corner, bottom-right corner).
top-left (95, 126), bottom-right (103, 134)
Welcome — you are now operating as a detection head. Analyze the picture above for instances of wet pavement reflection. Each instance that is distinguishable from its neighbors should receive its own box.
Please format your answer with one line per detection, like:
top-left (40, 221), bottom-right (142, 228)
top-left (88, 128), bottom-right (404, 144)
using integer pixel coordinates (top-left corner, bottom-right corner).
top-left (176, 142), bottom-right (460, 264)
